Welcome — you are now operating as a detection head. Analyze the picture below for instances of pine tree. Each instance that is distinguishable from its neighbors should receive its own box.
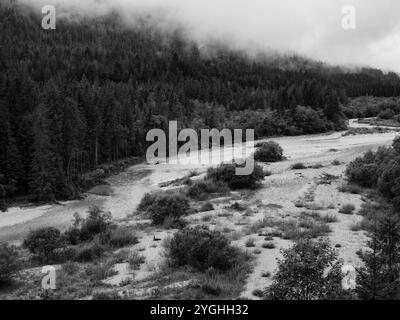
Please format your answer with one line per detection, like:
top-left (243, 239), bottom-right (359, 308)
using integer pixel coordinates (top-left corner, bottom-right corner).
top-left (356, 213), bottom-right (400, 299)
top-left (29, 104), bottom-right (57, 201)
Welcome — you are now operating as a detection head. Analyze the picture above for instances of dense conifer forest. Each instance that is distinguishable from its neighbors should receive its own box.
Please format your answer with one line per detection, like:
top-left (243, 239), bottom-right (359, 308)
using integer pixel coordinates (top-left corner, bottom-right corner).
top-left (1, 1), bottom-right (400, 202)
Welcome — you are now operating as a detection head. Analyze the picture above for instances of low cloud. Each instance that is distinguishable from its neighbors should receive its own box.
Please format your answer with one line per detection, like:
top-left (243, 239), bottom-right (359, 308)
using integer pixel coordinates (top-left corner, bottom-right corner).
top-left (21, 0), bottom-right (400, 72)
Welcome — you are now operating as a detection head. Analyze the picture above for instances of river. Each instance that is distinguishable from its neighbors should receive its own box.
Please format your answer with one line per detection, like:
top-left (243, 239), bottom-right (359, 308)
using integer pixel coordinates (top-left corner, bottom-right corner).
top-left (0, 119), bottom-right (398, 242)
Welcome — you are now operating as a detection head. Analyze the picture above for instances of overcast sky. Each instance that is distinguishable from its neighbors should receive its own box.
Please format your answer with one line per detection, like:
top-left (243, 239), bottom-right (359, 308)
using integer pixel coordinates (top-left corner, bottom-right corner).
top-left (24, 0), bottom-right (400, 72)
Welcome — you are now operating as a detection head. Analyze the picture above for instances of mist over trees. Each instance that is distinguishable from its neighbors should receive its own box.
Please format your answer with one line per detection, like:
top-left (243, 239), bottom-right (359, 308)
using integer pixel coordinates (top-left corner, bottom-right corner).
top-left (1, 2), bottom-right (400, 202)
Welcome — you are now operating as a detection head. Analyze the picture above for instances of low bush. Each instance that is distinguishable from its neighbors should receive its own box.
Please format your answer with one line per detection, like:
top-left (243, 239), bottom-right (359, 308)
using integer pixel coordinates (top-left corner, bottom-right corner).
top-left (187, 180), bottom-right (229, 200)
top-left (252, 289), bottom-right (264, 298)
top-left (378, 108), bottom-right (395, 120)
top-left (291, 163), bottom-right (307, 170)
top-left (0, 244), bottom-right (19, 285)
top-left (137, 192), bottom-right (160, 212)
top-left (245, 238), bottom-right (256, 248)
top-left (23, 227), bottom-right (65, 263)
top-left (345, 147), bottom-right (394, 188)
top-left (207, 163), bottom-right (265, 190)
top-left (230, 202), bottom-right (246, 211)
top-left (254, 142), bottom-right (284, 163)
top-left (74, 242), bottom-right (105, 262)
top-left (199, 202), bottom-right (214, 212)
top-left (100, 226), bottom-right (138, 248)
top-left (128, 251), bottom-right (146, 270)
top-left (85, 262), bottom-right (115, 281)
top-left (346, 163), bottom-right (379, 187)
top-left (145, 193), bottom-right (190, 225)
top-left (165, 226), bottom-right (240, 271)
top-left (339, 204), bottom-right (356, 215)
top-left (162, 215), bottom-right (187, 229)
top-left (78, 207), bottom-right (112, 241)
top-left (92, 291), bottom-right (121, 300)
top-left (262, 242), bottom-right (276, 249)
top-left (311, 163), bottom-right (324, 169)
top-left (62, 261), bottom-right (79, 275)
top-left (338, 183), bottom-right (363, 194)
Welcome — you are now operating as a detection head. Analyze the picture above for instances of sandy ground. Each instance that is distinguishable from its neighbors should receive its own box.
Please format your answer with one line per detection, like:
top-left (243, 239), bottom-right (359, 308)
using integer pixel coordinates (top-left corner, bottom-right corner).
top-left (0, 119), bottom-right (399, 299)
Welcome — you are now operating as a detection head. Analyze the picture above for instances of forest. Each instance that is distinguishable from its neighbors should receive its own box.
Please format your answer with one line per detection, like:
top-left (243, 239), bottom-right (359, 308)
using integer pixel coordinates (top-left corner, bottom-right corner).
top-left (2, 1), bottom-right (400, 203)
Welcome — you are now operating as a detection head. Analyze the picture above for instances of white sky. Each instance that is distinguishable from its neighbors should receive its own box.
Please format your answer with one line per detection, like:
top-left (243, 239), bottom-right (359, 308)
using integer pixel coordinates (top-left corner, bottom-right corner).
top-left (23, 0), bottom-right (400, 72)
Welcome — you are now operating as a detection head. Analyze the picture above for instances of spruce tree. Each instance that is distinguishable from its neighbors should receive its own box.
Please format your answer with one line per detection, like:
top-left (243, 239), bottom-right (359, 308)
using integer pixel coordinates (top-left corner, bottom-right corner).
top-left (356, 213), bottom-right (400, 299)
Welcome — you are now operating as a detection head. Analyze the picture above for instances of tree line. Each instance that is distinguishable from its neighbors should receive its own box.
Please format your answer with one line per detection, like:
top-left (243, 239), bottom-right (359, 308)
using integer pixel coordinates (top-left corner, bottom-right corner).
top-left (1, 2), bottom-right (400, 203)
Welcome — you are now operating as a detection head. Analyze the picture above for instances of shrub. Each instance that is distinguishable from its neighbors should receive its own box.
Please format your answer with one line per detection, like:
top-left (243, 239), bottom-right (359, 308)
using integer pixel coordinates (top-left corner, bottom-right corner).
top-left (199, 202), bottom-right (214, 212)
top-left (85, 262), bottom-right (115, 281)
top-left (201, 281), bottom-right (223, 296)
top-left (128, 251), bottom-right (146, 270)
top-left (0, 244), bottom-right (19, 285)
top-left (24, 227), bottom-right (65, 263)
top-left (162, 215), bottom-right (187, 229)
top-left (252, 289), bottom-right (264, 298)
top-left (291, 162), bottom-right (307, 170)
top-left (63, 226), bottom-right (82, 245)
top-left (339, 204), bottom-right (356, 215)
top-left (377, 158), bottom-right (400, 198)
top-left (338, 183), bottom-right (362, 194)
top-left (62, 261), bottom-right (79, 275)
top-left (207, 163), bottom-right (265, 190)
top-left (100, 226), bottom-right (138, 248)
top-left (331, 160), bottom-right (341, 166)
top-left (264, 240), bottom-right (344, 300)
top-left (137, 192), bottom-right (160, 212)
top-left (320, 215), bottom-right (339, 223)
top-left (393, 137), bottom-right (400, 154)
top-left (0, 199), bottom-right (7, 213)
top-left (245, 238), bottom-right (256, 248)
top-left (262, 271), bottom-right (271, 278)
top-left (146, 193), bottom-right (190, 225)
top-left (311, 163), bottom-right (324, 169)
top-left (345, 147), bottom-right (394, 188)
top-left (230, 202), bottom-right (246, 211)
top-left (187, 180), bottom-right (229, 200)
top-left (254, 142), bottom-right (284, 162)
top-left (92, 291), bottom-right (121, 300)
top-left (346, 163), bottom-right (379, 187)
top-left (78, 207), bottom-right (112, 241)
top-left (262, 242), bottom-right (276, 249)
top-left (378, 108), bottom-right (395, 120)
top-left (165, 226), bottom-right (240, 271)
top-left (74, 242), bottom-right (105, 262)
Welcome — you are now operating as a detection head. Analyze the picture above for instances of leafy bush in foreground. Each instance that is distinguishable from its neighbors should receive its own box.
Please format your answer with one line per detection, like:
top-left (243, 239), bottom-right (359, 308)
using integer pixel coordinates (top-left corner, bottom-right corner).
top-left (207, 163), bottom-right (265, 190)
top-left (0, 244), bottom-right (19, 285)
top-left (264, 239), bottom-right (344, 300)
top-left (165, 226), bottom-right (240, 271)
top-left (254, 142), bottom-right (284, 163)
